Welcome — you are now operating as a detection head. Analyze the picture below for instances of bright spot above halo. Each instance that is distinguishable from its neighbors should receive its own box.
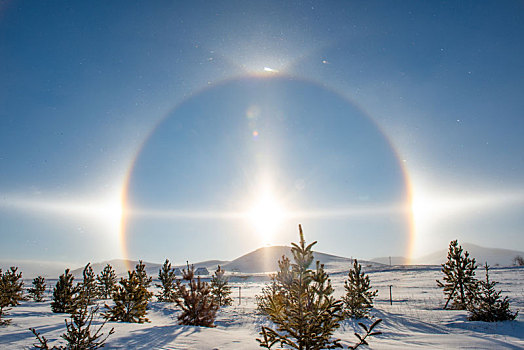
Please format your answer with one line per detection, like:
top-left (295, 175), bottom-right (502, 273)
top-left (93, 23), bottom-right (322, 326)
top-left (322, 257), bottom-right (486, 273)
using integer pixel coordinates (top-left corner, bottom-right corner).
top-left (263, 66), bottom-right (279, 73)
top-left (247, 190), bottom-right (287, 245)
top-left (241, 61), bottom-right (284, 75)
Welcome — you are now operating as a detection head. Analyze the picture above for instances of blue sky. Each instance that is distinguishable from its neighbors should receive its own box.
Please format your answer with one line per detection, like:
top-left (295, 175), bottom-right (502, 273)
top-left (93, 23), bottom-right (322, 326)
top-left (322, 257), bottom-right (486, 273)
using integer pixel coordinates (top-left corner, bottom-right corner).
top-left (1, 1), bottom-right (523, 267)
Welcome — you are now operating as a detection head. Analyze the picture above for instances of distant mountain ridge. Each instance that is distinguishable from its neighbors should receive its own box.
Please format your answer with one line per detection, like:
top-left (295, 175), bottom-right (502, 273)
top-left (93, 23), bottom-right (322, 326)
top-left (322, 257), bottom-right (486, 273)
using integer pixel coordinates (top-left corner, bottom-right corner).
top-left (413, 243), bottom-right (524, 266)
top-left (67, 246), bottom-right (380, 277)
top-left (8, 242), bottom-right (523, 279)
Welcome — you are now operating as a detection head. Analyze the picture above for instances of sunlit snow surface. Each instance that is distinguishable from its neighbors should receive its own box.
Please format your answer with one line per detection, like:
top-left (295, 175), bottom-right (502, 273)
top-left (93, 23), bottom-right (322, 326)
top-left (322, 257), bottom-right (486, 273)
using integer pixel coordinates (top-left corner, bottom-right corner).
top-left (1, 266), bottom-right (522, 349)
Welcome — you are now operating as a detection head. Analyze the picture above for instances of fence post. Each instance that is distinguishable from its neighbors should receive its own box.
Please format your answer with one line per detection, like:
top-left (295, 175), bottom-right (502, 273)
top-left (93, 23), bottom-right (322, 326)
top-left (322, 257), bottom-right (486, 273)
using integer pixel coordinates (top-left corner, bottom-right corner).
top-left (239, 286), bottom-right (242, 305)
top-left (389, 285), bottom-right (393, 305)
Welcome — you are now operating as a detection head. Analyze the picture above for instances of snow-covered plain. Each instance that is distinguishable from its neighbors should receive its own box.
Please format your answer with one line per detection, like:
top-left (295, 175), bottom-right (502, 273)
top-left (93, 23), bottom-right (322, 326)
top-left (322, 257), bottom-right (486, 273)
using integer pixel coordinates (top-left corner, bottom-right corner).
top-left (1, 265), bottom-right (522, 349)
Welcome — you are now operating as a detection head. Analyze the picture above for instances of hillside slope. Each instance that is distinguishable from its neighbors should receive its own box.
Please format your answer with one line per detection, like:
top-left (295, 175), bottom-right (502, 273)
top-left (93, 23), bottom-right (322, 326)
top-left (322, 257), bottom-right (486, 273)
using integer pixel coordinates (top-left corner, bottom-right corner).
top-left (414, 243), bottom-right (524, 266)
top-left (222, 245), bottom-right (381, 273)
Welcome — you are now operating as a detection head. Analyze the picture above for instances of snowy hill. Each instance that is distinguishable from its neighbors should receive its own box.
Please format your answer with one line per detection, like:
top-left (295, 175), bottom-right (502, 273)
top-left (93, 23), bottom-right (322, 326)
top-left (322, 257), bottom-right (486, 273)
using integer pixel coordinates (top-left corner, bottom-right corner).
top-left (181, 259), bottom-right (229, 272)
top-left (414, 243), bottom-right (524, 266)
top-left (67, 247), bottom-right (379, 277)
top-left (222, 245), bottom-right (381, 273)
top-left (10, 243), bottom-right (523, 280)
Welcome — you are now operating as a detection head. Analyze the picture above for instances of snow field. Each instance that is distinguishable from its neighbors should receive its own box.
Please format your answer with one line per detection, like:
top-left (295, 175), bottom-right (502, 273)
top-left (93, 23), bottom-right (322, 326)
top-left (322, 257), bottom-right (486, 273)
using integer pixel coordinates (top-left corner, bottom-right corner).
top-left (0, 266), bottom-right (522, 349)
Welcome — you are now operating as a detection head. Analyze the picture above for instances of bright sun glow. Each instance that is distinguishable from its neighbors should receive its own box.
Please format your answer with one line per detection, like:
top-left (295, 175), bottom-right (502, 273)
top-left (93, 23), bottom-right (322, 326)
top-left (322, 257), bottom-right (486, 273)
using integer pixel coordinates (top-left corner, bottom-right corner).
top-left (247, 191), bottom-right (286, 244)
top-left (409, 179), bottom-right (524, 260)
top-left (410, 190), bottom-right (435, 231)
top-left (98, 198), bottom-right (124, 232)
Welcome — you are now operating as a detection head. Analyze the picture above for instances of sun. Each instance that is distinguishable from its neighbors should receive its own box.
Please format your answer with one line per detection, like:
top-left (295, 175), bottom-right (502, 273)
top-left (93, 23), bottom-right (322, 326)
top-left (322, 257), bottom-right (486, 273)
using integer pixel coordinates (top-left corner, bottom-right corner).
top-left (95, 195), bottom-right (124, 235)
top-left (247, 190), bottom-right (286, 244)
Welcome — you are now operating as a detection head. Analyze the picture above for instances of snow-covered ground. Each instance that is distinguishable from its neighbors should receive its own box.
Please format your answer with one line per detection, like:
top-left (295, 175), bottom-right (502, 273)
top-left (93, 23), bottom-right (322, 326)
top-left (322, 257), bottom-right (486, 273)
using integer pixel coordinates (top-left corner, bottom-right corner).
top-left (1, 266), bottom-right (522, 349)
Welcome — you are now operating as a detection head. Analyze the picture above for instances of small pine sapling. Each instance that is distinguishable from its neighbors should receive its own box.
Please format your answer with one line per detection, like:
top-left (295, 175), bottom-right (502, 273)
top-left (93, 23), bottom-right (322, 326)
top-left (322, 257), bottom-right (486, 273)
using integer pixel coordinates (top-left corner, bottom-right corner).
top-left (513, 255), bottom-right (524, 266)
top-left (28, 276), bottom-right (47, 302)
top-left (467, 263), bottom-right (518, 322)
top-left (0, 296), bottom-right (10, 326)
top-left (1, 266), bottom-right (25, 306)
top-left (30, 328), bottom-right (52, 349)
top-left (31, 304), bottom-right (114, 349)
top-left (210, 265), bottom-right (233, 307)
top-left (347, 319), bottom-right (383, 349)
top-left (255, 277), bottom-right (284, 318)
top-left (135, 260), bottom-right (153, 302)
top-left (51, 269), bottom-right (78, 314)
top-left (343, 259), bottom-right (378, 319)
top-left (62, 305), bottom-right (114, 349)
top-left (104, 271), bottom-right (149, 323)
top-left (437, 240), bottom-right (478, 310)
top-left (96, 264), bottom-right (117, 299)
top-left (256, 225), bottom-right (343, 349)
top-left (176, 262), bottom-right (218, 327)
top-left (0, 269), bottom-right (12, 326)
top-left (1, 267), bottom-right (25, 325)
top-left (77, 263), bottom-right (98, 307)
top-left (156, 259), bottom-right (179, 302)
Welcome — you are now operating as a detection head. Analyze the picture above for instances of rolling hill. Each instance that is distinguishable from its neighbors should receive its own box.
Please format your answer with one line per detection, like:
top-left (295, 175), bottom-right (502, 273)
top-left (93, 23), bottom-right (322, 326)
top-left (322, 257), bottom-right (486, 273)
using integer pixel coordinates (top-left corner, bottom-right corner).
top-left (11, 242), bottom-right (523, 279)
top-left (221, 245), bottom-right (381, 273)
top-left (413, 243), bottom-right (524, 266)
